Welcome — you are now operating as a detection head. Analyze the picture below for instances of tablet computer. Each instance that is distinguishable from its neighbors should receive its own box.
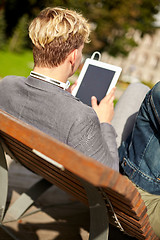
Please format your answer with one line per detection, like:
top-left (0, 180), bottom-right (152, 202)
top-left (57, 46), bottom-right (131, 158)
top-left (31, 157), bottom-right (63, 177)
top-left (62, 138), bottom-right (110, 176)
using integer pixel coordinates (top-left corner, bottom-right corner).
top-left (72, 58), bottom-right (122, 106)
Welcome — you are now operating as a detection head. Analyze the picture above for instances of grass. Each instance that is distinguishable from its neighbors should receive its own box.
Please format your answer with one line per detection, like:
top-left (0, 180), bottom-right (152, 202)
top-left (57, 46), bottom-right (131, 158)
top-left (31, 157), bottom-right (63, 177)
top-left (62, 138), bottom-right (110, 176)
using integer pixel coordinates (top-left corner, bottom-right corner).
top-left (0, 50), bottom-right (33, 78)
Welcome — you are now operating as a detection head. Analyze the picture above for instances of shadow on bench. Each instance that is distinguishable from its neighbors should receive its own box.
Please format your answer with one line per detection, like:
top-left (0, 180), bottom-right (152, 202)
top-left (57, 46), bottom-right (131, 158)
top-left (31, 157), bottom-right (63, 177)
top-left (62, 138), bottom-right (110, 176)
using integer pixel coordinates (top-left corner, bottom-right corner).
top-left (0, 109), bottom-right (159, 240)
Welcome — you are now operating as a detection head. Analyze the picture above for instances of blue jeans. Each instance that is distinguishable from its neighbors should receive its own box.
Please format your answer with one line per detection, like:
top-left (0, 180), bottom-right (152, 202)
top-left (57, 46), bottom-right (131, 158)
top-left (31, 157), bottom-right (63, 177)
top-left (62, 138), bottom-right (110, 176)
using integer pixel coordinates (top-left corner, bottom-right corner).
top-left (112, 82), bottom-right (160, 237)
top-left (119, 81), bottom-right (160, 195)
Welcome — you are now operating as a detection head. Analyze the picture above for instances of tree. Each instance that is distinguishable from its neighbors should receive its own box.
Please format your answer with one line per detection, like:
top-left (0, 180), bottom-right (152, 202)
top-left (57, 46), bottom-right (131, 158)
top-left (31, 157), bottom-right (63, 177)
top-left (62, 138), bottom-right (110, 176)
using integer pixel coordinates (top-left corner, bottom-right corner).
top-left (50, 0), bottom-right (159, 56)
top-left (8, 14), bottom-right (29, 52)
top-left (0, 9), bottom-right (6, 50)
top-left (1, 0), bottom-right (160, 56)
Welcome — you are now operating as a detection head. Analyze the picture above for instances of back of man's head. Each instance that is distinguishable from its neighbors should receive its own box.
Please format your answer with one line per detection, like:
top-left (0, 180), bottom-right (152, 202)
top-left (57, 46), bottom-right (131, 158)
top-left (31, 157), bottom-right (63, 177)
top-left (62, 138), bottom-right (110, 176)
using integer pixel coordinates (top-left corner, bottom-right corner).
top-left (29, 7), bottom-right (90, 68)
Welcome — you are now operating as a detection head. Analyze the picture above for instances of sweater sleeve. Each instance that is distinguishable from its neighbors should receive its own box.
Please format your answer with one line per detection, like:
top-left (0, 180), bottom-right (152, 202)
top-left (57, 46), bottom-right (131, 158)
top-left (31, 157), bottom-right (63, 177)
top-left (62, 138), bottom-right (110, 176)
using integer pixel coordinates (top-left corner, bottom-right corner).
top-left (100, 123), bottom-right (119, 171)
top-left (67, 112), bottom-right (119, 171)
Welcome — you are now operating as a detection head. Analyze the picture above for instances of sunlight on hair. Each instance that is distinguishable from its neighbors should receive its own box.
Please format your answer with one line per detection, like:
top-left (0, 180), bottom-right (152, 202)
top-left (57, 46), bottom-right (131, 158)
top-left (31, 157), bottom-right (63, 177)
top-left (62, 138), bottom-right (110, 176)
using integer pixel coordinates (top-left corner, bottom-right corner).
top-left (29, 7), bottom-right (90, 49)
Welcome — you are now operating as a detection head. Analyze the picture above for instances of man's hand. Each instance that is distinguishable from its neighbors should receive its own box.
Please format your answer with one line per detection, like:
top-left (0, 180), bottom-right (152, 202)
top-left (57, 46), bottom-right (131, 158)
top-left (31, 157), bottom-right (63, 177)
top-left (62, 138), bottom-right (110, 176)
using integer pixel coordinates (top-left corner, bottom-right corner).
top-left (91, 88), bottom-right (116, 124)
top-left (67, 81), bottom-right (77, 93)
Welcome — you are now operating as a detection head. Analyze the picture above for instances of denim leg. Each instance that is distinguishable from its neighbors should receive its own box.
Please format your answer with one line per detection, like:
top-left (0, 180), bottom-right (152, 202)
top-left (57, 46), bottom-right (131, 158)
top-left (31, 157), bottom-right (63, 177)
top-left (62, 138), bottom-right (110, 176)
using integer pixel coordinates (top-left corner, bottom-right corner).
top-left (120, 81), bottom-right (160, 194)
top-left (135, 81), bottom-right (160, 148)
top-left (149, 82), bottom-right (160, 128)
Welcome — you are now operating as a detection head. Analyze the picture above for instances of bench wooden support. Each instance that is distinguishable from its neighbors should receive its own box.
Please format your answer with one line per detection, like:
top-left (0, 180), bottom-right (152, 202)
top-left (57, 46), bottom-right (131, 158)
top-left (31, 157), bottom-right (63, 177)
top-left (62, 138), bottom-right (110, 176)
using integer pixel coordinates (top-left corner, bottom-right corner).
top-left (3, 178), bottom-right (52, 223)
top-left (0, 109), bottom-right (159, 240)
top-left (82, 181), bottom-right (109, 240)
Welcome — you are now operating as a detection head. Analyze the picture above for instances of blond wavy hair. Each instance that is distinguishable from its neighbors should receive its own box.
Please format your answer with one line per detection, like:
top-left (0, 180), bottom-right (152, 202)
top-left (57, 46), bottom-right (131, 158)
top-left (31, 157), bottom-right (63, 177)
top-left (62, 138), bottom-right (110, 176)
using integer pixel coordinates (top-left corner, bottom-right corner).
top-left (29, 7), bottom-right (90, 67)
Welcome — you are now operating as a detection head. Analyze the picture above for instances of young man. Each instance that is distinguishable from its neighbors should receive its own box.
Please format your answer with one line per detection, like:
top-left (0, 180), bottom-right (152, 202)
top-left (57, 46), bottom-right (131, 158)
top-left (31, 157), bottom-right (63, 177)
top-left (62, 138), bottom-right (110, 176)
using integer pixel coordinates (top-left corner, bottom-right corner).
top-left (0, 6), bottom-right (159, 237)
top-left (0, 7), bottom-right (119, 171)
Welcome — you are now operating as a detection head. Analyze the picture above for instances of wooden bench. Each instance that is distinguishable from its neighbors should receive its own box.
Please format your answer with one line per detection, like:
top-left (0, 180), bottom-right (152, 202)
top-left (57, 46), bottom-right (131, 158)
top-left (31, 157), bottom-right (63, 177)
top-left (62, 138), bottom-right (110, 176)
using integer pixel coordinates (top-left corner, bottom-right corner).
top-left (0, 109), bottom-right (159, 240)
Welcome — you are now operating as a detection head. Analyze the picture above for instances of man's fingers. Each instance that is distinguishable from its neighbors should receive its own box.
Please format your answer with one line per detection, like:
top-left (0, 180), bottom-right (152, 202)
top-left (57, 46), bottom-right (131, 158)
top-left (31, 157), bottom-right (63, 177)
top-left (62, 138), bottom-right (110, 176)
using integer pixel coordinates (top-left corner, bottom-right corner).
top-left (91, 96), bottom-right (98, 108)
top-left (108, 87), bottom-right (116, 98)
top-left (103, 87), bottom-right (116, 102)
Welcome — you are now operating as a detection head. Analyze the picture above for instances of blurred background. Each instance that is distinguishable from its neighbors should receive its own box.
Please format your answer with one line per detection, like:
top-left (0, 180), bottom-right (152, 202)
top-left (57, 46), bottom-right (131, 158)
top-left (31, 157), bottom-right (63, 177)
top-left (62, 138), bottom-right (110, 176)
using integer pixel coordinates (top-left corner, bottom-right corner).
top-left (0, 0), bottom-right (160, 93)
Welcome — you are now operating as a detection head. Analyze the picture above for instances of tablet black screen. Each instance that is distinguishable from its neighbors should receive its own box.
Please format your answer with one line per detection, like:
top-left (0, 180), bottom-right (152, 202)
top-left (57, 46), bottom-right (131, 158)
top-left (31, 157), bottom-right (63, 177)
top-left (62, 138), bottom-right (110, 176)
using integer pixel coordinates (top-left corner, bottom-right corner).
top-left (76, 64), bottom-right (115, 106)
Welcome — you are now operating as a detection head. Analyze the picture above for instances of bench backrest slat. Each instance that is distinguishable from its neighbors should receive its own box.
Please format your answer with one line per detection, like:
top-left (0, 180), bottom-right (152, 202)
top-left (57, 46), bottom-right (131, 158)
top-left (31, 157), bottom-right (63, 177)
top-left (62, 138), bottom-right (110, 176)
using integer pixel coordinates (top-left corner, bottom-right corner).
top-left (0, 109), bottom-right (158, 240)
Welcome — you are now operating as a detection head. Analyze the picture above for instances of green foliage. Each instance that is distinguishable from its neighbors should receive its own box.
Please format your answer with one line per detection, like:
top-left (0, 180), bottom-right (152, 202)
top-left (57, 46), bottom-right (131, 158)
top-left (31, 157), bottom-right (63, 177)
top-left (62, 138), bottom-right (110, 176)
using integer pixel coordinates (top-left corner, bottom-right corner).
top-left (1, 0), bottom-right (160, 56)
top-left (8, 14), bottom-right (29, 53)
top-left (107, 35), bottom-right (138, 56)
top-left (0, 10), bottom-right (6, 50)
top-left (49, 0), bottom-right (159, 56)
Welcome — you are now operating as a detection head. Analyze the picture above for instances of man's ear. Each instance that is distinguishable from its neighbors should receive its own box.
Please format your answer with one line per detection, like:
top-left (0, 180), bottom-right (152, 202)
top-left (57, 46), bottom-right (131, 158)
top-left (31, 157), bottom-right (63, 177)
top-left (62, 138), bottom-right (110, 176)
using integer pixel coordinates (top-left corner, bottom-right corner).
top-left (68, 49), bottom-right (78, 65)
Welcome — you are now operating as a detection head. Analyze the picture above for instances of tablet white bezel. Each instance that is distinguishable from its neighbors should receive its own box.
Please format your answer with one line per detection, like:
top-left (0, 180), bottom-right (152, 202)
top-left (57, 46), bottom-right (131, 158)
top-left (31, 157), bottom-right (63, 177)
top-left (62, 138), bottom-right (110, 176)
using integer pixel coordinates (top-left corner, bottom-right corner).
top-left (72, 58), bottom-right (122, 97)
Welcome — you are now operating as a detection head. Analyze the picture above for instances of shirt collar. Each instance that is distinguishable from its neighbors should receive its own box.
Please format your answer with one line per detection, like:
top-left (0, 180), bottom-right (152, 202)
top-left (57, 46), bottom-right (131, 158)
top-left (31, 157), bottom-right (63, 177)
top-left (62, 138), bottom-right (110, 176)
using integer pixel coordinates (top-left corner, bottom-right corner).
top-left (30, 71), bottom-right (70, 90)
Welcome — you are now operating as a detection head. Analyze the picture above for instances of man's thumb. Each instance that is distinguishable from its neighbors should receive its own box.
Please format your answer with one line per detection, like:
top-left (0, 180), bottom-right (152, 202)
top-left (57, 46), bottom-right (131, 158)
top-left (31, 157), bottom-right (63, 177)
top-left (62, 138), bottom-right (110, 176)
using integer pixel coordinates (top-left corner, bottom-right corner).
top-left (91, 96), bottom-right (97, 108)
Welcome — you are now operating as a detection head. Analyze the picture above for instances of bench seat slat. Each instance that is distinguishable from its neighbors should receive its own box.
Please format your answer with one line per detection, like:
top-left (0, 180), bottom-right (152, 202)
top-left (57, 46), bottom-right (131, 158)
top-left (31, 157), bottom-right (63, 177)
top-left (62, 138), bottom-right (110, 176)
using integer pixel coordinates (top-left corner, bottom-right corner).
top-left (15, 154), bottom-right (88, 204)
top-left (116, 212), bottom-right (150, 233)
top-left (103, 185), bottom-right (141, 207)
top-left (7, 147), bottom-right (88, 203)
top-left (103, 190), bottom-right (146, 219)
top-left (4, 138), bottom-right (82, 187)
top-left (4, 137), bottom-right (81, 184)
